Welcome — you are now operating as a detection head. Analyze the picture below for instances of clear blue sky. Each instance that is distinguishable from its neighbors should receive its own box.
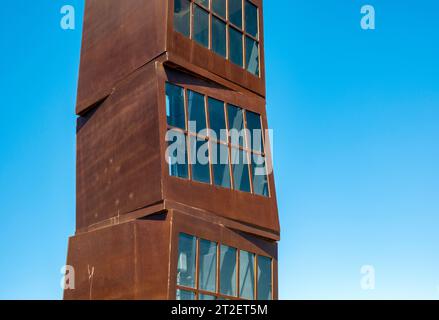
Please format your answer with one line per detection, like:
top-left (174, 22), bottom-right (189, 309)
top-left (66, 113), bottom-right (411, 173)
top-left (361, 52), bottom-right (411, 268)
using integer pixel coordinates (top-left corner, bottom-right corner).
top-left (0, 1), bottom-right (438, 300)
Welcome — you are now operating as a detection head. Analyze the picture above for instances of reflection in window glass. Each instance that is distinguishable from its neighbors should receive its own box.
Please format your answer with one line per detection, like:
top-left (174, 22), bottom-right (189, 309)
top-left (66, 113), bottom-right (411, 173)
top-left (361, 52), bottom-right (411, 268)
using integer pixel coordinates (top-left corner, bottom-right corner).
top-left (177, 234), bottom-right (196, 288)
top-left (195, 0), bottom-right (209, 8)
top-left (166, 83), bottom-right (186, 129)
top-left (211, 143), bottom-right (231, 189)
top-left (187, 90), bottom-right (207, 133)
top-left (220, 245), bottom-right (237, 296)
top-left (189, 136), bottom-right (211, 184)
top-left (245, 1), bottom-right (258, 38)
top-left (245, 111), bottom-right (263, 152)
top-left (212, 16), bottom-right (227, 58)
top-left (167, 130), bottom-right (188, 179)
top-left (251, 154), bottom-right (269, 197)
top-left (229, 0), bottom-right (243, 28)
top-left (257, 256), bottom-right (272, 300)
top-left (245, 37), bottom-right (259, 76)
top-left (227, 104), bottom-right (245, 147)
top-left (193, 5), bottom-right (209, 48)
top-left (208, 98), bottom-right (227, 141)
top-left (229, 28), bottom-right (243, 67)
top-left (199, 239), bottom-right (217, 293)
top-left (176, 289), bottom-right (196, 300)
top-left (239, 250), bottom-right (255, 299)
top-left (212, 0), bottom-right (226, 18)
top-left (174, 0), bottom-right (191, 37)
top-left (231, 148), bottom-right (251, 193)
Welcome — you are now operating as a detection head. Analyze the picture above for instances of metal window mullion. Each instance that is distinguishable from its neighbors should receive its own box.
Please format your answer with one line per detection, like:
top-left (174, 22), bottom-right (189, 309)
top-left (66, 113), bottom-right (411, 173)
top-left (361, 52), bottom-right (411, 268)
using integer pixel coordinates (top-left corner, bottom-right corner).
top-left (184, 89), bottom-right (192, 180)
top-left (224, 102), bottom-right (235, 190)
top-left (204, 96), bottom-right (215, 186)
top-left (216, 243), bottom-right (220, 295)
top-left (242, 111), bottom-right (254, 194)
top-left (254, 255), bottom-right (258, 300)
top-left (236, 249), bottom-right (240, 298)
top-left (196, 237), bottom-right (200, 293)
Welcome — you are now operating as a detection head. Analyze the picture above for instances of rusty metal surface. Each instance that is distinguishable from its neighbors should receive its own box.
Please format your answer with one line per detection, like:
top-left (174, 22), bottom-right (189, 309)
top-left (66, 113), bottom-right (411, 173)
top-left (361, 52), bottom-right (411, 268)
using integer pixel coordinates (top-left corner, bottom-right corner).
top-left (76, 0), bottom-right (167, 114)
top-left (64, 219), bottom-right (171, 300)
top-left (76, 62), bottom-right (163, 231)
top-left (76, 0), bottom-right (266, 114)
top-left (65, 210), bottom-right (277, 300)
top-left (67, 0), bottom-right (279, 300)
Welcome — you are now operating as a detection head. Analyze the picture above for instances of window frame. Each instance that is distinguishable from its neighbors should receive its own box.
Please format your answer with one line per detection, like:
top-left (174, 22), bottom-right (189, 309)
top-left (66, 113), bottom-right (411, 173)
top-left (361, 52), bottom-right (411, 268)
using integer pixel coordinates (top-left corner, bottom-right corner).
top-left (165, 81), bottom-right (271, 198)
top-left (173, 0), bottom-right (261, 77)
top-left (175, 232), bottom-right (274, 300)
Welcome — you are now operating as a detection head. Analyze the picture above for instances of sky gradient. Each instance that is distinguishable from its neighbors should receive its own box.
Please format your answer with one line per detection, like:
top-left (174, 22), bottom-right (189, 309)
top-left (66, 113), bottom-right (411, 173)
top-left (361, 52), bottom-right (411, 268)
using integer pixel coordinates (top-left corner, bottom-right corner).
top-left (0, 0), bottom-right (438, 299)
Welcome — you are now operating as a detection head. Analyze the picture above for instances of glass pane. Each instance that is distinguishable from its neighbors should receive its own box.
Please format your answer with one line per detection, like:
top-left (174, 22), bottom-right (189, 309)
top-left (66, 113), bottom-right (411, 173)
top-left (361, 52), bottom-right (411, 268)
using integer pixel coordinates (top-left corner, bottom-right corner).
top-left (229, 28), bottom-right (243, 67)
top-left (229, 0), bottom-right (242, 28)
top-left (211, 143), bottom-right (231, 189)
top-left (245, 111), bottom-right (263, 152)
top-left (199, 239), bottom-right (217, 293)
top-left (195, 0), bottom-right (209, 8)
top-left (239, 250), bottom-right (255, 299)
top-left (212, 16), bottom-right (227, 58)
top-left (176, 289), bottom-right (196, 300)
top-left (166, 83), bottom-right (186, 129)
top-left (177, 234), bottom-right (196, 288)
top-left (245, 0), bottom-right (258, 38)
top-left (212, 0), bottom-right (226, 18)
top-left (257, 256), bottom-right (272, 300)
top-left (227, 104), bottom-right (245, 147)
top-left (245, 36), bottom-right (259, 76)
top-left (208, 98), bottom-right (227, 142)
top-left (251, 154), bottom-right (269, 197)
top-left (167, 130), bottom-right (189, 179)
top-left (174, 0), bottom-right (191, 37)
top-left (220, 245), bottom-right (237, 296)
top-left (231, 148), bottom-right (251, 193)
top-left (189, 136), bottom-right (211, 184)
top-left (193, 5), bottom-right (209, 48)
top-left (187, 90), bottom-right (207, 133)
top-left (199, 294), bottom-right (217, 300)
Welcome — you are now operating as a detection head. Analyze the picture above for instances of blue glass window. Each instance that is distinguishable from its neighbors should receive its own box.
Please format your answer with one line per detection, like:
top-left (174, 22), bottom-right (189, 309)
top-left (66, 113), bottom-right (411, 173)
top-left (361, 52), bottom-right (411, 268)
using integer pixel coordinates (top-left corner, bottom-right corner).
top-left (188, 90), bottom-right (207, 133)
top-left (239, 250), bottom-right (255, 299)
top-left (245, 111), bottom-right (263, 152)
top-left (245, 36), bottom-right (259, 76)
top-left (220, 245), bottom-right (237, 296)
top-left (167, 130), bottom-right (188, 179)
top-left (208, 98), bottom-right (227, 141)
top-left (211, 142), bottom-right (231, 189)
top-left (212, 0), bottom-right (226, 18)
top-left (229, 28), bottom-right (243, 67)
top-left (199, 239), bottom-right (217, 292)
top-left (245, 1), bottom-right (258, 38)
top-left (174, 0), bottom-right (191, 37)
top-left (251, 153), bottom-right (269, 197)
top-left (229, 0), bottom-right (243, 28)
top-left (193, 5), bottom-right (209, 48)
top-left (166, 83), bottom-right (186, 129)
top-left (189, 136), bottom-right (211, 184)
top-left (231, 147), bottom-right (251, 192)
top-left (177, 234), bottom-right (196, 288)
top-left (257, 256), bottom-right (272, 300)
top-left (212, 16), bottom-right (227, 58)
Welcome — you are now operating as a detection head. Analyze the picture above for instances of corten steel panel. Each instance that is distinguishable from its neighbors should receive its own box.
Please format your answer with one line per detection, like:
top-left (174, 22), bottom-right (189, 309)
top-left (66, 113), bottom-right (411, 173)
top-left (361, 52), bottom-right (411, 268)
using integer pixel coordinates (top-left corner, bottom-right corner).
top-left (76, 0), bottom-right (168, 114)
top-left (167, 0), bottom-right (266, 98)
top-left (76, 62), bottom-right (163, 231)
top-left (157, 65), bottom-right (280, 235)
top-left (168, 209), bottom-right (279, 300)
top-left (64, 218), bottom-right (171, 300)
top-left (76, 0), bottom-right (266, 114)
